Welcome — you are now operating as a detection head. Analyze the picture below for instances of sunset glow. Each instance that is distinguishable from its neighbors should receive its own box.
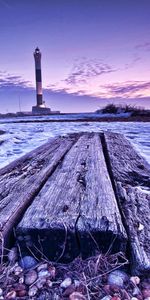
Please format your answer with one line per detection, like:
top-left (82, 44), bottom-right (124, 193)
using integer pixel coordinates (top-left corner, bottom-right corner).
top-left (0, 0), bottom-right (150, 112)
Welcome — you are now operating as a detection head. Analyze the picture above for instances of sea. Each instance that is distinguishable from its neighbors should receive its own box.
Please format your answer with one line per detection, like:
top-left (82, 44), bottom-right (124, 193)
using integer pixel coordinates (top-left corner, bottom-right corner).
top-left (0, 113), bottom-right (150, 169)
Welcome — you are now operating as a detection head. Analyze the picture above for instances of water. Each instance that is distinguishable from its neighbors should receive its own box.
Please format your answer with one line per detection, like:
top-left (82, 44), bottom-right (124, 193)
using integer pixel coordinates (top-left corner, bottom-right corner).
top-left (0, 115), bottom-right (150, 168)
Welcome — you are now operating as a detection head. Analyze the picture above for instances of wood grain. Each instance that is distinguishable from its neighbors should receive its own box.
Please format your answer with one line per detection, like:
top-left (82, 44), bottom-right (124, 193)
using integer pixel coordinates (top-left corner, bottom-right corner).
top-left (17, 133), bottom-right (127, 262)
top-left (0, 134), bottom-right (77, 252)
top-left (104, 131), bottom-right (150, 275)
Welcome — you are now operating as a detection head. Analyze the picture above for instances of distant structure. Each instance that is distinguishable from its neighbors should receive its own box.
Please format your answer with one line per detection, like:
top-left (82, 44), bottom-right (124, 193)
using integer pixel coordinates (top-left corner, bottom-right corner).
top-left (32, 47), bottom-right (51, 115)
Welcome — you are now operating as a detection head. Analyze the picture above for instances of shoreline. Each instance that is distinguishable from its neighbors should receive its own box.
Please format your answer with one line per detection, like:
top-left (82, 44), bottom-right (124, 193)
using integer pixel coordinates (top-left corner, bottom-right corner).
top-left (0, 116), bottom-right (150, 123)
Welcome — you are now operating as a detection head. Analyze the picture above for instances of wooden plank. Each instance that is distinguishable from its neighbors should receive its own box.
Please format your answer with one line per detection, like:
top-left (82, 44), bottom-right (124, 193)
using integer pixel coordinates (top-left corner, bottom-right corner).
top-left (77, 134), bottom-right (127, 257)
top-left (0, 134), bottom-right (77, 253)
top-left (103, 131), bottom-right (150, 275)
top-left (17, 133), bottom-right (127, 262)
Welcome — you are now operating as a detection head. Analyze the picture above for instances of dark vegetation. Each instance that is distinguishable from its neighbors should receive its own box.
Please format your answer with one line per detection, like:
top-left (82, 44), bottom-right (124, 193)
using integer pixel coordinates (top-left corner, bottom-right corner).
top-left (96, 103), bottom-right (150, 116)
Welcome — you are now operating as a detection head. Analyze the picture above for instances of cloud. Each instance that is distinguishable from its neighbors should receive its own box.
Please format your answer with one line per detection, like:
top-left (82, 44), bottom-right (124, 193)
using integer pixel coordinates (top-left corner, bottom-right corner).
top-left (135, 42), bottom-right (150, 51)
top-left (124, 56), bottom-right (141, 70)
top-left (102, 81), bottom-right (150, 98)
top-left (64, 58), bottom-right (116, 85)
top-left (0, 71), bottom-right (33, 91)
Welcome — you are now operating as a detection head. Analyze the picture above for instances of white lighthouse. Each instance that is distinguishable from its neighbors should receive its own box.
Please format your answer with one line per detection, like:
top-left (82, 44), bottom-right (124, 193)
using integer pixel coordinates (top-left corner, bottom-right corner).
top-left (32, 47), bottom-right (51, 115)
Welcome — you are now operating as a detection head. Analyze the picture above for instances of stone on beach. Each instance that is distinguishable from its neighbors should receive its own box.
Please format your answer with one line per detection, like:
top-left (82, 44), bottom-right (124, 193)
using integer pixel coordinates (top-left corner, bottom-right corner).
top-left (25, 269), bottom-right (38, 285)
top-left (107, 270), bottom-right (128, 288)
top-left (19, 255), bottom-right (37, 269)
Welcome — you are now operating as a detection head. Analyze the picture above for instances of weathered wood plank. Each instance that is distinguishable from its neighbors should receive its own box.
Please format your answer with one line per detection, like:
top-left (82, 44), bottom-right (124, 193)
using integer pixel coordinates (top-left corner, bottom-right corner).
top-left (77, 134), bottom-right (127, 257)
top-left (17, 133), bottom-right (127, 262)
top-left (0, 134), bottom-right (77, 252)
top-left (104, 131), bottom-right (150, 274)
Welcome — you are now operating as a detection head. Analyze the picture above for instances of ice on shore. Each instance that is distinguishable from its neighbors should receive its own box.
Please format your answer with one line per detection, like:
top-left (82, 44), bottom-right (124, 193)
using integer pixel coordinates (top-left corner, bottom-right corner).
top-left (0, 117), bottom-right (150, 168)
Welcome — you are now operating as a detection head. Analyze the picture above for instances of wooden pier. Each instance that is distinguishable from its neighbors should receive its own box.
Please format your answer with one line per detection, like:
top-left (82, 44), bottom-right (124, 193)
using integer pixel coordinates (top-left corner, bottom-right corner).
top-left (0, 132), bottom-right (149, 275)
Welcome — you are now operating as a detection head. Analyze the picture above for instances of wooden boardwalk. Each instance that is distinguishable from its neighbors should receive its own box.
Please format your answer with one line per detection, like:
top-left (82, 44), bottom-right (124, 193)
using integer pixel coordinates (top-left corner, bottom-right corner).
top-left (0, 132), bottom-right (149, 274)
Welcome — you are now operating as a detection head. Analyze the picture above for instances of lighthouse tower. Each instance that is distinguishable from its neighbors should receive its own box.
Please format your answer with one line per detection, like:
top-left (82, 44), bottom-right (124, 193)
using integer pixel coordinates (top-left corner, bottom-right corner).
top-left (32, 47), bottom-right (51, 115)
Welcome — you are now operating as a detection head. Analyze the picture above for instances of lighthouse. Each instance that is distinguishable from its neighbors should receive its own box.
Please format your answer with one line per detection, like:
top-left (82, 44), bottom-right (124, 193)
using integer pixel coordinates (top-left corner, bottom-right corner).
top-left (32, 47), bottom-right (51, 115)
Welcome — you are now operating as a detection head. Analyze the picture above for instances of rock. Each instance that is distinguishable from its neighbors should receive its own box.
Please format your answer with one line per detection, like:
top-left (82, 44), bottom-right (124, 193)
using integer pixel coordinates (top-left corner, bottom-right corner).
top-left (5, 291), bottom-right (16, 299)
top-left (131, 298), bottom-right (138, 300)
top-left (144, 298), bottom-right (150, 300)
top-left (60, 277), bottom-right (72, 289)
top-left (130, 276), bottom-right (140, 285)
top-left (111, 297), bottom-right (121, 300)
top-left (38, 270), bottom-right (49, 278)
top-left (0, 297), bottom-right (4, 300)
top-left (19, 255), bottom-right (37, 269)
top-left (37, 263), bottom-right (48, 272)
top-left (8, 247), bottom-right (18, 263)
top-left (69, 292), bottom-right (86, 300)
top-left (142, 290), bottom-right (150, 298)
top-left (0, 289), bottom-right (3, 297)
top-left (28, 285), bottom-right (38, 297)
top-left (14, 266), bottom-right (23, 276)
top-left (63, 285), bottom-right (76, 297)
top-left (100, 296), bottom-right (111, 300)
top-left (108, 270), bottom-right (128, 288)
top-left (25, 270), bottom-right (38, 285)
top-left (36, 278), bottom-right (47, 289)
top-left (17, 289), bottom-right (27, 297)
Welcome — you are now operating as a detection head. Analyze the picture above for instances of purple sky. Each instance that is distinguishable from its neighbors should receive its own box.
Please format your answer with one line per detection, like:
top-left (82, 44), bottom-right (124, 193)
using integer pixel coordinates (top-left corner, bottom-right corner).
top-left (0, 0), bottom-right (150, 113)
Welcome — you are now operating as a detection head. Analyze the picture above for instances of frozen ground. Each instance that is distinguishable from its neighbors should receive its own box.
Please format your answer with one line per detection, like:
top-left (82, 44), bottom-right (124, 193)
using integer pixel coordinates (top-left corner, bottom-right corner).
top-left (0, 118), bottom-right (150, 168)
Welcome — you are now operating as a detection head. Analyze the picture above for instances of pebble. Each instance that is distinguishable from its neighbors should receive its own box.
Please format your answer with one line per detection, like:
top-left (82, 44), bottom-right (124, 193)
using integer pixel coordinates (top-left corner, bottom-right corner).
top-left (19, 255), bottom-right (37, 269)
top-left (108, 270), bottom-right (128, 288)
top-left (25, 269), bottom-right (38, 285)
top-left (0, 289), bottom-right (2, 297)
top-left (16, 289), bottom-right (27, 297)
top-left (142, 289), bottom-right (150, 298)
top-left (69, 292), bottom-right (86, 300)
top-left (38, 269), bottom-right (49, 278)
top-left (131, 298), bottom-right (138, 300)
top-left (100, 296), bottom-right (111, 300)
top-left (37, 263), bottom-right (48, 272)
top-left (130, 276), bottom-right (140, 285)
top-left (0, 297), bottom-right (4, 300)
top-left (60, 277), bottom-right (72, 289)
top-left (14, 266), bottom-right (23, 276)
top-left (28, 285), bottom-right (38, 297)
top-left (5, 291), bottom-right (16, 299)
top-left (8, 247), bottom-right (18, 263)
top-left (144, 298), bottom-right (150, 300)
top-left (111, 297), bottom-right (121, 300)
top-left (63, 285), bottom-right (76, 297)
